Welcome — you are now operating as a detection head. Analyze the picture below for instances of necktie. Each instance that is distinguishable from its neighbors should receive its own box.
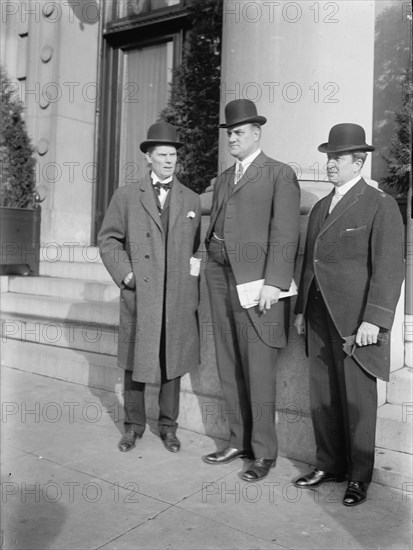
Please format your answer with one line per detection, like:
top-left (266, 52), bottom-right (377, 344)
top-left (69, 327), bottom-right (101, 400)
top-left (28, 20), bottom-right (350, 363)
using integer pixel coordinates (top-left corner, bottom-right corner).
top-left (329, 192), bottom-right (342, 214)
top-left (153, 181), bottom-right (171, 195)
top-left (235, 163), bottom-right (243, 184)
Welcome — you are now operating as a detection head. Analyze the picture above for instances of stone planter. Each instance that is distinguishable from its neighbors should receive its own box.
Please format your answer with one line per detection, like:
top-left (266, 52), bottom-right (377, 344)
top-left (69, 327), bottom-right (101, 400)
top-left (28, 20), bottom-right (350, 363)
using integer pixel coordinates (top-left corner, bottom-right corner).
top-left (0, 206), bottom-right (41, 276)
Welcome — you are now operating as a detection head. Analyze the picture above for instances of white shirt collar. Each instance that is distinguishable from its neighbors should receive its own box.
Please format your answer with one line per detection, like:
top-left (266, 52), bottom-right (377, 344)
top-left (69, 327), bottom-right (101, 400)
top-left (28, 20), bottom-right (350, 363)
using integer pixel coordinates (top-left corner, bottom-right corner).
top-left (236, 148), bottom-right (262, 171)
top-left (334, 176), bottom-right (361, 196)
top-left (151, 172), bottom-right (173, 185)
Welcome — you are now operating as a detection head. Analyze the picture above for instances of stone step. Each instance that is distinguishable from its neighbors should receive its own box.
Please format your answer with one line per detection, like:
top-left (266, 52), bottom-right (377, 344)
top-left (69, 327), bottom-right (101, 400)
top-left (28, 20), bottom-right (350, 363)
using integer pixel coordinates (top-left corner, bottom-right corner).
top-left (1, 314), bottom-right (118, 356)
top-left (39, 260), bottom-right (113, 282)
top-left (39, 245), bottom-right (102, 263)
top-left (387, 366), bottom-right (413, 405)
top-left (373, 447), bottom-right (413, 490)
top-left (376, 403), bottom-right (412, 455)
top-left (1, 292), bottom-right (118, 326)
top-left (7, 275), bottom-right (119, 302)
top-left (1, 339), bottom-right (121, 391)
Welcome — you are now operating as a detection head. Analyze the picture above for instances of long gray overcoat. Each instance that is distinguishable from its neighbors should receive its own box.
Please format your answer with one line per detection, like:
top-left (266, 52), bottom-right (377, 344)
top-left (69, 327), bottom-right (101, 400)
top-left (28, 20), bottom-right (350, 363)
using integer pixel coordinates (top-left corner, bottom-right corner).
top-left (98, 175), bottom-right (201, 383)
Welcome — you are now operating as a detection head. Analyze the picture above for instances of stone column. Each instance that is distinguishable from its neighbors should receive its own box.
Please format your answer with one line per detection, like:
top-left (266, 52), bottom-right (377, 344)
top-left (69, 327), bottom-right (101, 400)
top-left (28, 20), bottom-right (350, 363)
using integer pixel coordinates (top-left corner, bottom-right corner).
top-left (219, 0), bottom-right (376, 180)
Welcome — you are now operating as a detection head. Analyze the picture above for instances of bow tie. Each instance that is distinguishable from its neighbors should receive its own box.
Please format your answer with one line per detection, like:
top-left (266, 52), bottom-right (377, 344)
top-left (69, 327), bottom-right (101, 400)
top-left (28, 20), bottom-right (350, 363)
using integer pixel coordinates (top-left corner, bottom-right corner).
top-left (153, 181), bottom-right (171, 194)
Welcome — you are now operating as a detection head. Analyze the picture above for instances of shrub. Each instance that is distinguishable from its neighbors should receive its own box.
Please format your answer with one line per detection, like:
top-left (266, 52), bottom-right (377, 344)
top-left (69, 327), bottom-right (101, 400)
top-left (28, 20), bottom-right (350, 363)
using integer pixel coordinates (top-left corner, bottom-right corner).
top-left (160, 0), bottom-right (222, 194)
top-left (0, 65), bottom-right (38, 208)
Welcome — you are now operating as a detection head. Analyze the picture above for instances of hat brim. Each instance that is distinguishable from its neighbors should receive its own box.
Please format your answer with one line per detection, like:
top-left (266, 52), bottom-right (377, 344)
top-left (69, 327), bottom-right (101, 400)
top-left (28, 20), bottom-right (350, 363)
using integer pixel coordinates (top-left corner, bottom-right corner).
top-left (140, 139), bottom-right (184, 153)
top-left (318, 142), bottom-right (375, 154)
top-left (219, 116), bottom-right (267, 129)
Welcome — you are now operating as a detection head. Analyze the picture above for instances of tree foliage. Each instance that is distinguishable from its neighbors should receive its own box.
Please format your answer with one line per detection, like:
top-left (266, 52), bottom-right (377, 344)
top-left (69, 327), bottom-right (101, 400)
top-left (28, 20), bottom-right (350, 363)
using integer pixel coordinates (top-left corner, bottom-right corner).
top-left (373, 3), bottom-right (412, 195)
top-left (382, 68), bottom-right (412, 194)
top-left (0, 65), bottom-right (38, 208)
top-left (160, 0), bottom-right (222, 194)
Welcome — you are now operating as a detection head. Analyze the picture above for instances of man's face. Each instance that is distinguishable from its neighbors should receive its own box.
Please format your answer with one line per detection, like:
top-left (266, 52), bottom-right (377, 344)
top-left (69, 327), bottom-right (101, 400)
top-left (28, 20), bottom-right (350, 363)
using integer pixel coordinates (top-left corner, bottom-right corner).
top-left (146, 145), bottom-right (177, 180)
top-left (226, 124), bottom-right (260, 161)
top-left (326, 153), bottom-right (361, 186)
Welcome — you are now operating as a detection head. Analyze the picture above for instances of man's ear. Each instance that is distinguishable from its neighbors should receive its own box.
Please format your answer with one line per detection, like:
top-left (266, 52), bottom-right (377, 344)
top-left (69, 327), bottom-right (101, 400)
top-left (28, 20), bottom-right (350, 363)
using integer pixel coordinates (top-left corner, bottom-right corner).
top-left (354, 158), bottom-right (363, 172)
top-left (146, 152), bottom-right (152, 165)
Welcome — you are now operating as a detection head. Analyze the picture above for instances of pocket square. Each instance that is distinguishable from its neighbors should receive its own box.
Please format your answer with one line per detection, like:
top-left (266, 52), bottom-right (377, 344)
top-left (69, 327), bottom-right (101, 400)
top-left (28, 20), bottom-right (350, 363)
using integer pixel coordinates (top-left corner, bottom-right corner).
top-left (186, 211), bottom-right (196, 219)
top-left (345, 225), bottom-right (367, 232)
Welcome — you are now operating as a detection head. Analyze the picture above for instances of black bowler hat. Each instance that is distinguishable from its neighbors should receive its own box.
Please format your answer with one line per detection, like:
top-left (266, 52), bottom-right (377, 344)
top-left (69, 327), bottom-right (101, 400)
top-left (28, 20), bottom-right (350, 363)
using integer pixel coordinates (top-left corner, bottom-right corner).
top-left (219, 99), bottom-right (267, 128)
top-left (318, 123), bottom-right (375, 154)
top-left (140, 121), bottom-right (183, 153)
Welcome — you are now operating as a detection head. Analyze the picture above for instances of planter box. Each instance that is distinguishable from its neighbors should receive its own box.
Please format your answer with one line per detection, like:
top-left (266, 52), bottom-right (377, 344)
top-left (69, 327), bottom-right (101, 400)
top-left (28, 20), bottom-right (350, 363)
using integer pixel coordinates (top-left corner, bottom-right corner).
top-left (0, 207), bottom-right (41, 276)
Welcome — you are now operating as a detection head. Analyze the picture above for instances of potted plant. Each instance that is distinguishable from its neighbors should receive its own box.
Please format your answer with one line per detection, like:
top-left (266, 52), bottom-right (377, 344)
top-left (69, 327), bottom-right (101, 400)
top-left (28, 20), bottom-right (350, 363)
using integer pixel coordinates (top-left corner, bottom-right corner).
top-left (0, 65), bottom-right (42, 276)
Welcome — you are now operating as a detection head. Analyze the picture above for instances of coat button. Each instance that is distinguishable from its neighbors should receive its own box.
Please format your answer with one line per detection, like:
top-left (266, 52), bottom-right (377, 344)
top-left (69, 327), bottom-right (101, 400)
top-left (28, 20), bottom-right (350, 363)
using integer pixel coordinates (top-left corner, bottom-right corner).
top-left (146, 232), bottom-right (150, 237)
top-left (145, 255), bottom-right (150, 259)
top-left (314, 258), bottom-right (319, 263)
top-left (144, 277), bottom-right (149, 282)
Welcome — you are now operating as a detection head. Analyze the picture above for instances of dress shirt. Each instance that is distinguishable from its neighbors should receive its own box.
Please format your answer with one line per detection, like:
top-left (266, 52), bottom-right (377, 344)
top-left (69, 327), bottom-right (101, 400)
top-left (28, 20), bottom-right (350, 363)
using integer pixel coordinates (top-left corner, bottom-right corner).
top-left (234, 148), bottom-right (262, 185)
top-left (329, 176), bottom-right (361, 213)
top-left (151, 172), bottom-right (173, 209)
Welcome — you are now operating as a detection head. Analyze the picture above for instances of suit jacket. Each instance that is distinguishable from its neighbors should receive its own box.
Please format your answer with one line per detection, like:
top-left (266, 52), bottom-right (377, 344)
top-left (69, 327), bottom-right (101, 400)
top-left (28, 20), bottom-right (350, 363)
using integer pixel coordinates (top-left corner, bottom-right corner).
top-left (206, 152), bottom-right (301, 347)
top-left (98, 175), bottom-right (201, 383)
top-left (296, 178), bottom-right (405, 380)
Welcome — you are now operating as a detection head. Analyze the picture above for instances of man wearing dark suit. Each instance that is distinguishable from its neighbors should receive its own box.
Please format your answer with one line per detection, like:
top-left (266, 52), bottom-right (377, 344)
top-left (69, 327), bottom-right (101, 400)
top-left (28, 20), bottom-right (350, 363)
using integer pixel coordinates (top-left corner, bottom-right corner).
top-left (293, 123), bottom-right (405, 506)
top-left (203, 99), bottom-right (300, 481)
top-left (98, 122), bottom-right (201, 454)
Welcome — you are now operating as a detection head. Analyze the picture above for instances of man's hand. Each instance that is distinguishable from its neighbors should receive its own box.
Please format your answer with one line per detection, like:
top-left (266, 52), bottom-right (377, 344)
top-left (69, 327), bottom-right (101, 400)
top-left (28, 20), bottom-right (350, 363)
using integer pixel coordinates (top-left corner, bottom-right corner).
top-left (356, 321), bottom-right (380, 346)
top-left (258, 285), bottom-right (281, 313)
top-left (123, 272), bottom-right (135, 289)
top-left (294, 313), bottom-right (305, 335)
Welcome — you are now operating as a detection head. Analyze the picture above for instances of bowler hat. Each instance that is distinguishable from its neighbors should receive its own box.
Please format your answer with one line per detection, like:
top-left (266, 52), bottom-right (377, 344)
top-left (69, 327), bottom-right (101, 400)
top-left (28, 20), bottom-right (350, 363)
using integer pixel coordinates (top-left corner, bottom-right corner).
top-left (219, 99), bottom-right (267, 128)
top-left (140, 121), bottom-right (183, 153)
top-left (318, 123), bottom-right (375, 153)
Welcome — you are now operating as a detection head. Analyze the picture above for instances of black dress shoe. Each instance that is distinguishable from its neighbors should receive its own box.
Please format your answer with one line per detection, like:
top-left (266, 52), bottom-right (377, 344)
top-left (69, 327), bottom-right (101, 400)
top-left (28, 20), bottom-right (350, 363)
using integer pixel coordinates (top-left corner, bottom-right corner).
top-left (294, 469), bottom-right (345, 488)
top-left (343, 481), bottom-right (368, 506)
top-left (242, 458), bottom-right (275, 481)
top-left (202, 447), bottom-right (252, 465)
top-left (118, 428), bottom-right (140, 452)
top-left (160, 432), bottom-right (181, 453)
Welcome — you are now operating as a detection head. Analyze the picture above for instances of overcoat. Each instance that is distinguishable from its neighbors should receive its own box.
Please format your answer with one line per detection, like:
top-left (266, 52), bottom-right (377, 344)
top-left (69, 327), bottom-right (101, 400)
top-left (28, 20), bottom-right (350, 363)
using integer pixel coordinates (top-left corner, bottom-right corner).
top-left (98, 175), bottom-right (201, 383)
top-left (206, 152), bottom-right (301, 348)
top-left (296, 178), bottom-right (405, 380)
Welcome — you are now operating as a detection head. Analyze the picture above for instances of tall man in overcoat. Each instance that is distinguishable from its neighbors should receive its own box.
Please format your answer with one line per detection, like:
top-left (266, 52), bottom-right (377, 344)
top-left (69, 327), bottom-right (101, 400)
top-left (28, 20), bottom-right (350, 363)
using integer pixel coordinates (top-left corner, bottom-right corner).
top-left (293, 123), bottom-right (405, 506)
top-left (203, 99), bottom-right (301, 481)
top-left (98, 121), bottom-right (201, 454)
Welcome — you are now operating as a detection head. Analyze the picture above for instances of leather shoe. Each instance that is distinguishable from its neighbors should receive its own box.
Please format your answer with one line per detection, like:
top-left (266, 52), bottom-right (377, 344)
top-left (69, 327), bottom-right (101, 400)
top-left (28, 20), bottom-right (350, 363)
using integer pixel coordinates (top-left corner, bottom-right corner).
top-left (343, 481), bottom-right (368, 506)
top-left (160, 432), bottom-right (181, 453)
top-left (242, 458), bottom-right (275, 481)
top-left (294, 469), bottom-right (345, 488)
top-left (118, 428), bottom-right (140, 452)
top-left (202, 447), bottom-right (252, 465)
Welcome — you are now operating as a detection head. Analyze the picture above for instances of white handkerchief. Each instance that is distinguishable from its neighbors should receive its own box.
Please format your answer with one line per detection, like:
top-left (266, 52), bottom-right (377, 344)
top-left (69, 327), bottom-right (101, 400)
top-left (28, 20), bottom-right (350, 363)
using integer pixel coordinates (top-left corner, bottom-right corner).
top-left (190, 257), bottom-right (201, 277)
top-left (236, 279), bottom-right (298, 309)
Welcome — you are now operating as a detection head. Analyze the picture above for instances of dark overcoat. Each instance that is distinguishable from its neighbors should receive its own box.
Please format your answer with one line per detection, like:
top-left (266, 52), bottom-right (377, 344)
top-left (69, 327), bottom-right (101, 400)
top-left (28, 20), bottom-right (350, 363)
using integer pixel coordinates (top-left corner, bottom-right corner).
top-left (296, 178), bottom-right (405, 380)
top-left (206, 152), bottom-right (301, 347)
top-left (98, 175), bottom-right (201, 383)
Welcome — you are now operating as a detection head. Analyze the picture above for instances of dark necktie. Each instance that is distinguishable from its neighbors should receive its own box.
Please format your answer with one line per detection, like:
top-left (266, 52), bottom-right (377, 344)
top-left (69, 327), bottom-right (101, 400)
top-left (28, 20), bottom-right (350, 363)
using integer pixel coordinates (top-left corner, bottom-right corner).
top-left (153, 181), bottom-right (171, 195)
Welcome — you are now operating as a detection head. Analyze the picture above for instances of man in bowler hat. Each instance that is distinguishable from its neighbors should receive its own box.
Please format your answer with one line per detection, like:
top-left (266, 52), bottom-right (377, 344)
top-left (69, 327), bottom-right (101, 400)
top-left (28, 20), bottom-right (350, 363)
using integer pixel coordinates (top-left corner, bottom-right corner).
top-left (98, 121), bottom-right (201, 454)
top-left (293, 123), bottom-right (404, 505)
top-left (203, 99), bottom-right (300, 481)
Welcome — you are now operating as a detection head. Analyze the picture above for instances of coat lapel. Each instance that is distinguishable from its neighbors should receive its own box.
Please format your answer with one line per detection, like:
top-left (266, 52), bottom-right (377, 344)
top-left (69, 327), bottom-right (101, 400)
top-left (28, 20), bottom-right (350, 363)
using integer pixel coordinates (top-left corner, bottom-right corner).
top-left (208, 170), bottom-right (234, 232)
top-left (318, 179), bottom-right (367, 237)
top-left (230, 152), bottom-right (266, 197)
top-left (168, 177), bottom-right (184, 233)
top-left (139, 174), bottom-right (163, 232)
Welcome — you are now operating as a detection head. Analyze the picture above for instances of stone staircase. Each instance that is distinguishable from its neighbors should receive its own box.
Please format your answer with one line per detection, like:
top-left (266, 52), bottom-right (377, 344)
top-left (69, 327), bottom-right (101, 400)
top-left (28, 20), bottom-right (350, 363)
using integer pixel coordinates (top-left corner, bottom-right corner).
top-left (1, 246), bottom-right (412, 490)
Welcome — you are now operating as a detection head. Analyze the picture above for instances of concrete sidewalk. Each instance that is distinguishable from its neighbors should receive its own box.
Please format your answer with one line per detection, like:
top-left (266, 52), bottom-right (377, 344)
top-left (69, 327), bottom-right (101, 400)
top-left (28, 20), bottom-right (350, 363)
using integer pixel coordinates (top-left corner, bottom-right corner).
top-left (1, 366), bottom-right (411, 550)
